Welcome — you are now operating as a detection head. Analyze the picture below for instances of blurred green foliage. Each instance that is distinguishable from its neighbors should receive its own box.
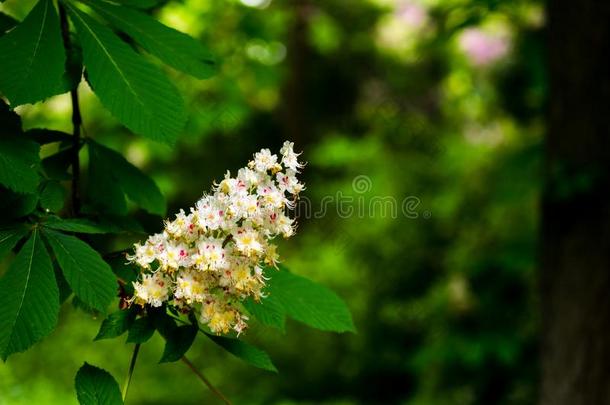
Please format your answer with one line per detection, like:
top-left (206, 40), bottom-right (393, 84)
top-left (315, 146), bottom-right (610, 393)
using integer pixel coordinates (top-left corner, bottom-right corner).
top-left (0, 0), bottom-right (544, 403)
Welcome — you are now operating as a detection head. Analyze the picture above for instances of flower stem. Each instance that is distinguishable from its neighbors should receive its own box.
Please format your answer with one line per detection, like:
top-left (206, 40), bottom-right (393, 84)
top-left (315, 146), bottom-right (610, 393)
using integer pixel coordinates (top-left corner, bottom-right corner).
top-left (122, 343), bottom-right (141, 402)
top-left (181, 356), bottom-right (232, 405)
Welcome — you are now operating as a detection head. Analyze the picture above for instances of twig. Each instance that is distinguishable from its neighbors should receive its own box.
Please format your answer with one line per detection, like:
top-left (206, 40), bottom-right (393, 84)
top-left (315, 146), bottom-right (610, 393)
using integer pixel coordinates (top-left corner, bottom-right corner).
top-left (122, 343), bottom-right (141, 402)
top-left (181, 356), bottom-right (232, 405)
top-left (58, 4), bottom-right (83, 216)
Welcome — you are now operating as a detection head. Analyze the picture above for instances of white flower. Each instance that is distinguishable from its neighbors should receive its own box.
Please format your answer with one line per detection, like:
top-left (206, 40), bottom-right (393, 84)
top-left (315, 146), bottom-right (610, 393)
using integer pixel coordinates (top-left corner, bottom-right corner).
top-left (198, 238), bottom-right (228, 271)
top-left (280, 141), bottom-right (305, 172)
top-left (174, 271), bottom-right (206, 304)
top-left (130, 142), bottom-right (306, 335)
top-left (133, 273), bottom-right (169, 307)
top-left (195, 196), bottom-right (226, 230)
top-left (128, 243), bottom-right (157, 268)
top-left (233, 228), bottom-right (263, 257)
top-left (252, 148), bottom-right (278, 172)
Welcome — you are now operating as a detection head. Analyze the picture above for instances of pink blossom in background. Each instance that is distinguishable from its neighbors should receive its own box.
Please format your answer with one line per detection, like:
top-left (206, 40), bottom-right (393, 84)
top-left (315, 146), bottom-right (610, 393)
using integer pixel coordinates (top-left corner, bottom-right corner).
top-left (458, 28), bottom-right (510, 66)
top-left (396, 1), bottom-right (428, 30)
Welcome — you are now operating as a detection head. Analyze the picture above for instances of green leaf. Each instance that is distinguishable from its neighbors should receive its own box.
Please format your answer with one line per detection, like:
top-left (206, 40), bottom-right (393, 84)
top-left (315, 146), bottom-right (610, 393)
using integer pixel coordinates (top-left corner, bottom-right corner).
top-left (243, 294), bottom-right (286, 332)
top-left (96, 216), bottom-right (145, 234)
top-left (89, 141), bottom-right (166, 215)
top-left (65, 3), bottom-right (186, 144)
top-left (72, 295), bottom-right (100, 316)
top-left (127, 316), bottom-right (155, 344)
top-left (40, 180), bottom-right (66, 212)
top-left (0, 0), bottom-right (66, 106)
top-left (83, 0), bottom-right (216, 79)
top-left (54, 263), bottom-right (72, 304)
top-left (268, 270), bottom-right (356, 333)
top-left (74, 362), bottom-right (123, 405)
top-left (0, 187), bottom-right (38, 221)
top-left (43, 229), bottom-right (117, 312)
top-left (88, 144), bottom-right (127, 215)
top-left (159, 324), bottom-right (198, 363)
top-left (42, 148), bottom-right (73, 180)
top-left (43, 217), bottom-right (113, 234)
top-left (0, 100), bottom-right (21, 133)
top-left (116, 0), bottom-right (164, 9)
top-left (25, 129), bottom-right (72, 144)
top-left (206, 334), bottom-right (277, 372)
top-left (0, 225), bottom-right (28, 261)
top-left (149, 306), bottom-right (177, 335)
top-left (0, 229), bottom-right (59, 360)
top-left (0, 11), bottom-right (18, 35)
top-left (94, 308), bottom-right (136, 341)
top-left (0, 135), bottom-right (41, 193)
top-left (106, 256), bottom-right (138, 285)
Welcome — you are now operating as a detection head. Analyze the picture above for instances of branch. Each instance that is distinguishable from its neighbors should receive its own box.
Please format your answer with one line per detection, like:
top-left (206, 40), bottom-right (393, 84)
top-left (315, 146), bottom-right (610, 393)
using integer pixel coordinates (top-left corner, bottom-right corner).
top-left (122, 343), bottom-right (141, 402)
top-left (58, 4), bottom-right (83, 216)
top-left (181, 356), bottom-right (232, 405)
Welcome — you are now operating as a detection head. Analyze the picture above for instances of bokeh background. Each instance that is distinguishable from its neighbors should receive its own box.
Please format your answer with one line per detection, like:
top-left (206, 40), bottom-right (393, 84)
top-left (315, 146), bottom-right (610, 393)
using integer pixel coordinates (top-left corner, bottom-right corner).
top-left (0, 0), bottom-right (545, 403)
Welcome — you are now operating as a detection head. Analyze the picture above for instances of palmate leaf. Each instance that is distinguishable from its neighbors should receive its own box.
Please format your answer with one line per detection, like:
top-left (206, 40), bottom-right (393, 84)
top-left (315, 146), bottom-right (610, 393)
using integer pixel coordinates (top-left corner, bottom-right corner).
top-left (82, 0), bottom-right (216, 79)
top-left (95, 308), bottom-right (136, 341)
top-left (253, 269), bottom-right (356, 333)
top-left (116, 0), bottom-right (164, 9)
top-left (0, 0), bottom-right (66, 106)
top-left (0, 229), bottom-right (59, 360)
top-left (42, 147), bottom-right (73, 180)
top-left (159, 324), bottom-right (198, 363)
top-left (43, 217), bottom-right (114, 234)
top-left (43, 229), bottom-right (117, 312)
top-left (64, 2), bottom-right (186, 144)
top-left (0, 186), bottom-right (38, 221)
top-left (0, 135), bottom-right (41, 194)
top-left (88, 144), bottom-right (127, 215)
top-left (126, 316), bottom-right (155, 344)
top-left (0, 225), bottom-right (28, 261)
top-left (243, 294), bottom-right (286, 332)
top-left (206, 334), bottom-right (277, 372)
top-left (39, 180), bottom-right (67, 212)
top-left (75, 363), bottom-right (123, 405)
top-left (88, 140), bottom-right (166, 215)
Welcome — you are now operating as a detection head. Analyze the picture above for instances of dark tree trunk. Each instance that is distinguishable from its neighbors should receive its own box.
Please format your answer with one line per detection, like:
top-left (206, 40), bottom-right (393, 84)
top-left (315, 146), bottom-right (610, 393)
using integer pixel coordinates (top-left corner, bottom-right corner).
top-left (541, 0), bottom-right (610, 404)
top-left (279, 1), bottom-right (311, 147)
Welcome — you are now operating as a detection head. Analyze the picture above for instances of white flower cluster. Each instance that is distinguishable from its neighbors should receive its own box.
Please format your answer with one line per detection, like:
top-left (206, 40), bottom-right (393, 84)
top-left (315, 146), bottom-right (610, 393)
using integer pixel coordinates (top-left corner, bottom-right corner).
top-left (128, 142), bottom-right (305, 335)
